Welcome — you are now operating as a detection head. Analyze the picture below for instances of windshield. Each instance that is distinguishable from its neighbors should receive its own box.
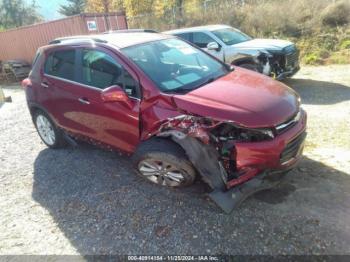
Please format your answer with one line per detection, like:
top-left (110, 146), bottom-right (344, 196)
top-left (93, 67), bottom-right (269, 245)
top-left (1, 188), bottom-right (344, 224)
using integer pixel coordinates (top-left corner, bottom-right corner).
top-left (121, 38), bottom-right (229, 93)
top-left (212, 28), bottom-right (252, 46)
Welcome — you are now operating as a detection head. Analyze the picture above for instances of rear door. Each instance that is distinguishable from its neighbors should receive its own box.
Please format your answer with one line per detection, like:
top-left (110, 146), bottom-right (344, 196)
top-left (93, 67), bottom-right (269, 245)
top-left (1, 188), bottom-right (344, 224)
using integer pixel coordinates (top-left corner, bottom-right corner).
top-left (43, 46), bottom-right (141, 153)
top-left (39, 48), bottom-right (78, 125)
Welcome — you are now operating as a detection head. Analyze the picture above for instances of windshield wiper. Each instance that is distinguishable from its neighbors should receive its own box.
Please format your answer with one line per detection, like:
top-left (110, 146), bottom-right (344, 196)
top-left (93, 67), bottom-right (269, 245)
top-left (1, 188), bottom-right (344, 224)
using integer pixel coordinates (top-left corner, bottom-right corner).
top-left (224, 63), bottom-right (235, 72)
top-left (163, 87), bottom-right (193, 94)
top-left (195, 74), bottom-right (226, 89)
top-left (162, 79), bottom-right (214, 94)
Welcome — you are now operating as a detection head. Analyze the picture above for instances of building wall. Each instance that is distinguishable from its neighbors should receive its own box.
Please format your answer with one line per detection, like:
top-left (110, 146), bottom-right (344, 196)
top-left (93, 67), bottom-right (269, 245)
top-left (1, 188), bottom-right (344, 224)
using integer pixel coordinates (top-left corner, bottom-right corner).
top-left (0, 12), bottom-right (127, 63)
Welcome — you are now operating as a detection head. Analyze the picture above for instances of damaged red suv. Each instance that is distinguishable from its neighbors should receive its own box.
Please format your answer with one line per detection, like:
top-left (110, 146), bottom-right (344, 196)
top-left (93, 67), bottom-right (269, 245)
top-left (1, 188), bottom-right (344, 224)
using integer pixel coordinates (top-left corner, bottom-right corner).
top-left (22, 32), bottom-right (307, 213)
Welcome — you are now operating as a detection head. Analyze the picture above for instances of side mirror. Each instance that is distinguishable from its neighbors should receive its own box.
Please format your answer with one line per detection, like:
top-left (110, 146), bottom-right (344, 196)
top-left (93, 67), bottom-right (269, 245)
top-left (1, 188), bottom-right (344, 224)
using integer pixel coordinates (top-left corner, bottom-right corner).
top-left (101, 85), bottom-right (132, 108)
top-left (207, 42), bottom-right (220, 51)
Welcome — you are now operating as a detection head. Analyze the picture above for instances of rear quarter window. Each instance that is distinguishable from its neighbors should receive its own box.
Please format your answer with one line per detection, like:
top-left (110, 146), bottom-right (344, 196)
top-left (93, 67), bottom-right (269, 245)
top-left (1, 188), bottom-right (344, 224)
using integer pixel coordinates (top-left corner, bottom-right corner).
top-left (32, 51), bottom-right (40, 67)
top-left (175, 33), bottom-right (191, 42)
top-left (29, 50), bottom-right (43, 77)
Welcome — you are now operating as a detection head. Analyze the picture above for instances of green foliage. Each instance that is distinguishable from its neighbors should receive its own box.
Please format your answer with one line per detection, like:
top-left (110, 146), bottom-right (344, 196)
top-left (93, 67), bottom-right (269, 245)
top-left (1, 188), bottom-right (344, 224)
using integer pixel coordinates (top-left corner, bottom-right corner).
top-left (298, 26), bottom-right (350, 65)
top-left (0, 0), bottom-right (348, 65)
top-left (302, 49), bottom-right (331, 65)
top-left (125, 0), bottom-right (350, 65)
top-left (85, 0), bottom-right (123, 13)
top-left (0, 0), bottom-right (42, 29)
top-left (304, 53), bottom-right (321, 65)
top-left (321, 0), bottom-right (350, 27)
top-left (328, 50), bottom-right (350, 64)
top-left (59, 0), bottom-right (86, 16)
top-left (340, 39), bottom-right (350, 49)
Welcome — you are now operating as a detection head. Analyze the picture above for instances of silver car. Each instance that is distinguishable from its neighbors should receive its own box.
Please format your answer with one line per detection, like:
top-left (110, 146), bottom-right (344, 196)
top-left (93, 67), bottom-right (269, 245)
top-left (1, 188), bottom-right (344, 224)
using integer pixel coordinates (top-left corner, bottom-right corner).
top-left (164, 25), bottom-right (300, 80)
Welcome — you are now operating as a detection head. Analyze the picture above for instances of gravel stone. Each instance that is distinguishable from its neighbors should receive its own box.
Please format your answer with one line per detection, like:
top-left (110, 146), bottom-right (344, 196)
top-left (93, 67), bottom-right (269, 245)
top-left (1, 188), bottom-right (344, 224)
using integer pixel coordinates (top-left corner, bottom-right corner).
top-left (0, 65), bottom-right (350, 255)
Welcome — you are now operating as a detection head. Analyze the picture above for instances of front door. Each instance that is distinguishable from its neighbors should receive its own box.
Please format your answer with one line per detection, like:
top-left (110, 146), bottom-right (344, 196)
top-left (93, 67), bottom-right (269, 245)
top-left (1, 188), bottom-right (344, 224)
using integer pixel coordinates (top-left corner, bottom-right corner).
top-left (192, 32), bottom-right (224, 60)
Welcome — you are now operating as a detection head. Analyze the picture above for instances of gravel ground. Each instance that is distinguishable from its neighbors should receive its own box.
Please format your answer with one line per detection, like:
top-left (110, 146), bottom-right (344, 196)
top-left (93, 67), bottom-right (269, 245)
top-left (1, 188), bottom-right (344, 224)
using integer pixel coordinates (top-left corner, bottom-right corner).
top-left (1, 65), bottom-right (350, 255)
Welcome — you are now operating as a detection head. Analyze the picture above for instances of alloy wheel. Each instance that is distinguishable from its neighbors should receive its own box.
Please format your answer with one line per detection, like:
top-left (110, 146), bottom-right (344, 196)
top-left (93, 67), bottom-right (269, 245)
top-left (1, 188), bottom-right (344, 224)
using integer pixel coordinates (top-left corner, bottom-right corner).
top-left (138, 159), bottom-right (186, 187)
top-left (36, 114), bottom-right (56, 146)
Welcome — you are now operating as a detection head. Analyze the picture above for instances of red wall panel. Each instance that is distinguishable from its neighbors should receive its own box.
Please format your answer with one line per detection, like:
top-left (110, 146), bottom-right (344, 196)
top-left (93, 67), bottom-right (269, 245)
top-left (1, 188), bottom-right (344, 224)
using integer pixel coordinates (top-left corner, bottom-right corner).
top-left (0, 12), bottom-right (127, 63)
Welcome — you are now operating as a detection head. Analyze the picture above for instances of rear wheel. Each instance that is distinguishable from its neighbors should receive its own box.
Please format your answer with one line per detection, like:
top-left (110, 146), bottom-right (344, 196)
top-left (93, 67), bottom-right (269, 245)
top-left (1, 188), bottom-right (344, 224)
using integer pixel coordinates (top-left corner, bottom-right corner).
top-left (133, 138), bottom-right (196, 187)
top-left (34, 110), bottom-right (66, 148)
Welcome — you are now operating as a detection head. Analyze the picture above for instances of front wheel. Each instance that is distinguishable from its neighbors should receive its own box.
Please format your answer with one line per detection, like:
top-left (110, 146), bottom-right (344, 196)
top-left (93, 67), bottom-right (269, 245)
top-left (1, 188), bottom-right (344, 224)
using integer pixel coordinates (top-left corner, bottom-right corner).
top-left (133, 138), bottom-right (196, 187)
top-left (34, 110), bottom-right (66, 148)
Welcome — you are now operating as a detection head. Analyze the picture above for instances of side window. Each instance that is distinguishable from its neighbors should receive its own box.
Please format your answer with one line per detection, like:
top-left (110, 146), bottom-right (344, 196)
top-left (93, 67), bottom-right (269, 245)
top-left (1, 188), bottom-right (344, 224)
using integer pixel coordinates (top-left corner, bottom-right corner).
top-left (175, 33), bottom-right (191, 42)
top-left (124, 70), bottom-right (139, 98)
top-left (192, 32), bottom-right (216, 48)
top-left (30, 50), bottom-right (42, 76)
top-left (44, 50), bottom-right (75, 81)
top-left (81, 49), bottom-right (139, 98)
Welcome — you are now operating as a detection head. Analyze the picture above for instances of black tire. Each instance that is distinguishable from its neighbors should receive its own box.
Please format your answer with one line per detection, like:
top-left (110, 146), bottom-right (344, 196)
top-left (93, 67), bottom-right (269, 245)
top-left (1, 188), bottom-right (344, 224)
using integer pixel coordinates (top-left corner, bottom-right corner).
top-left (132, 138), bottom-right (196, 187)
top-left (33, 110), bottom-right (66, 149)
top-left (237, 63), bottom-right (259, 72)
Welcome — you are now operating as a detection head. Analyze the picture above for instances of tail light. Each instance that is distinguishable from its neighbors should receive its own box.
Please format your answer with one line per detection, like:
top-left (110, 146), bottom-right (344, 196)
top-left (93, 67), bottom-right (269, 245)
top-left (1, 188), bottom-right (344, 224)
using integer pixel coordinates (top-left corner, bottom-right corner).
top-left (21, 78), bottom-right (32, 89)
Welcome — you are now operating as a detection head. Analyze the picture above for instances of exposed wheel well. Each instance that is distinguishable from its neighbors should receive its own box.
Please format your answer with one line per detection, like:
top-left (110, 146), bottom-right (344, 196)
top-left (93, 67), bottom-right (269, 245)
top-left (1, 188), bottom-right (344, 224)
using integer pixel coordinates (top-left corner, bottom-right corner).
top-left (231, 57), bottom-right (256, 66)
top-left (28, 105), bottom-right (50, 122)
top-left (29, 105), bottom-right (40, 121)
top-left (132, 136), bottom-right (197, 187)
top-left (134, 137), bottom-right (188, 160)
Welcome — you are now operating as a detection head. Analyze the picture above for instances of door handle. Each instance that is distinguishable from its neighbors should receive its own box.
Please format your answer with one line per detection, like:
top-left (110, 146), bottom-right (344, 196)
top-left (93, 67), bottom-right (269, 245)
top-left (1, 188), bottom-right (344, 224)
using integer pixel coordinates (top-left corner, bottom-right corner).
top-left (41, 82), bottom-right (49, 88)
top-left (78, 97), bottom-right (90, 105)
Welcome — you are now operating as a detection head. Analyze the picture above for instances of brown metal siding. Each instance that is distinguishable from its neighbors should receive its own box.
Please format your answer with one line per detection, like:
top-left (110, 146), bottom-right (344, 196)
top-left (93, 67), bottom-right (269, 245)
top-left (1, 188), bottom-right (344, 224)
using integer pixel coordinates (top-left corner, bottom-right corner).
top-left (0, 12), bottom-right (127, 63)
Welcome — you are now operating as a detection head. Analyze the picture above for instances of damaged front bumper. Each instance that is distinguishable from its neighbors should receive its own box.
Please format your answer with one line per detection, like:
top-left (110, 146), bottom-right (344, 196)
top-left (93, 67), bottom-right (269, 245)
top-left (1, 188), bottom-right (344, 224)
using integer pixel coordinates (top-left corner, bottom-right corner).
top-left (209, 167), bottom-right (294, 213)
top-left (213, 110), bottom-right (306, 213)
top-left (157, 109), bottom-right (307, 213)
top-left (275, 66), bottom-right (300, 81)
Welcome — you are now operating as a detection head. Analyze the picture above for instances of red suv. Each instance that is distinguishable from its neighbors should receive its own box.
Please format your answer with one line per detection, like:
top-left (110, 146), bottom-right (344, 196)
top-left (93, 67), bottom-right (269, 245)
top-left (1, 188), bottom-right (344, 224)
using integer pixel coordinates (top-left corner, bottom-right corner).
top-left (22, 32), bottom-right (307, 213)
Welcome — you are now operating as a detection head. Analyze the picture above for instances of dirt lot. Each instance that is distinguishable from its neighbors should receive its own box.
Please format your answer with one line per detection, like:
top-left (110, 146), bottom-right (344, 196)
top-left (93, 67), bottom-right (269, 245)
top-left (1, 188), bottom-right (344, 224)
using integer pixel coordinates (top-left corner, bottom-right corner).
top-left (1, 65), bottom-right (350, 255)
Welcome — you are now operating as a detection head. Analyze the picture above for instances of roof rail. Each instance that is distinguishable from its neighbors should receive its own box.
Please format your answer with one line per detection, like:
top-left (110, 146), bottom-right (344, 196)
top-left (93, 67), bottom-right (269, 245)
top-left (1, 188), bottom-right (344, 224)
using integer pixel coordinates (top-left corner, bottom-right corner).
top-left (49, 36), bottom-right (107, 45)
top-left (103, 29), bottom-right (158, 34)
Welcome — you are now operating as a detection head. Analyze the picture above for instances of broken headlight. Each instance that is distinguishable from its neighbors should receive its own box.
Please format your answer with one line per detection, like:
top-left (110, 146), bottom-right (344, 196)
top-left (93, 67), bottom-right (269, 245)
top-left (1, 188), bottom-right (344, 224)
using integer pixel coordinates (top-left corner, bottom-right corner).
top-left (213, 124), bottom-right (274, 142)
top-left (241, 128), bottom-right (275, 141)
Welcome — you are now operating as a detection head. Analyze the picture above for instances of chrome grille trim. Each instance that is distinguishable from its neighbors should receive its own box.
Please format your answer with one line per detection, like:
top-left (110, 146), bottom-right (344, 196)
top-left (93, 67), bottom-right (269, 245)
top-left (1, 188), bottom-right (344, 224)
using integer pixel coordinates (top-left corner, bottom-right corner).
top-left (280, 131), bottom-right (306, 164)
top-left (286, 51), bottom-right (299, 67)
top-left (276, 111), bottom-right (301, 134)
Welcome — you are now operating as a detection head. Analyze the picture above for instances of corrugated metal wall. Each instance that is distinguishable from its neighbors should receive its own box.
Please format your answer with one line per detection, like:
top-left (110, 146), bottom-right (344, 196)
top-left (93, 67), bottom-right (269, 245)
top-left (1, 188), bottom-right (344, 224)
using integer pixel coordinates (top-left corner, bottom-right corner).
top-left (0, 12), bottom-right (127, 63)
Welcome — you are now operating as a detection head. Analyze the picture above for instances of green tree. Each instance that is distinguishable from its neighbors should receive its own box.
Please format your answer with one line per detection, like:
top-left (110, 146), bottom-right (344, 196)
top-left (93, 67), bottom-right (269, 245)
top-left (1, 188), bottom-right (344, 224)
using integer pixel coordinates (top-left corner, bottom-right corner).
top-left (0, 0), bottom-right (42, 29)
top-left (123, 0), bottom-right (153, 17)
top-left (59, 0), bottom-right (86, 16)
top-left (85, 0), bottom-right (123, 13)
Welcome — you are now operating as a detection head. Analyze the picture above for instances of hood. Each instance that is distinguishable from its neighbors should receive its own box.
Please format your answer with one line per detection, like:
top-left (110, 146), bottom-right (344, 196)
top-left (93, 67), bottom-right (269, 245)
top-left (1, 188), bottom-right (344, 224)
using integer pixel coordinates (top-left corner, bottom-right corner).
top-left (172, 67), bottom-right (299, 128)
top-left (232, 38), bottom-right (293, 52)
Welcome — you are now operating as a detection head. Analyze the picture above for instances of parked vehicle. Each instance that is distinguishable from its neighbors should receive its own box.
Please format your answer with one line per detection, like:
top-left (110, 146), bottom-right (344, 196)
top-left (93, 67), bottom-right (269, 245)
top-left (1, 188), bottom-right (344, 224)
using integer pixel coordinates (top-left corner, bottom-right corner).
top-left (164, 25), bottom-right (300, 80)
top-left (22, 32), bottom-right (307, 213)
